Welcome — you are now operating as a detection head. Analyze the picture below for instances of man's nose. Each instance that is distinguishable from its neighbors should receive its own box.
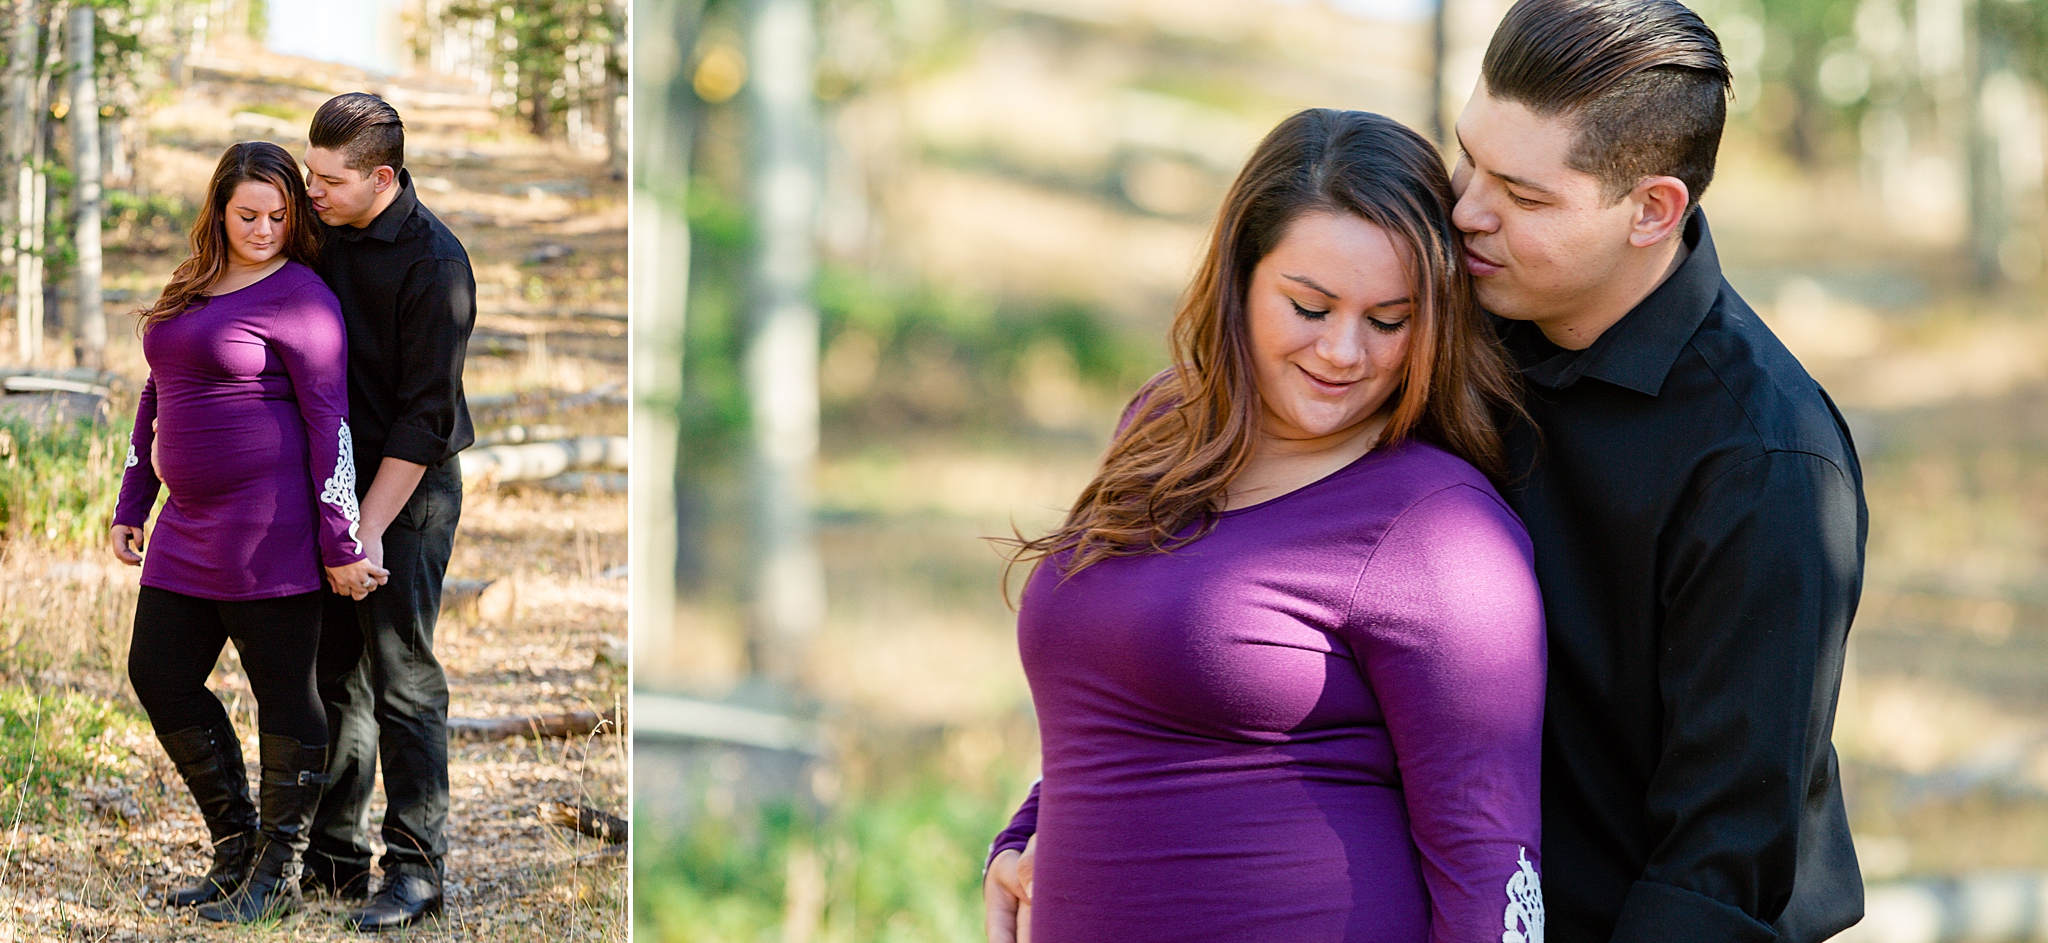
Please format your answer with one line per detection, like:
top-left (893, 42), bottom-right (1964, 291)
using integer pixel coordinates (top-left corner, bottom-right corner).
top-left (1451, 188), bottom-right (1494, 236)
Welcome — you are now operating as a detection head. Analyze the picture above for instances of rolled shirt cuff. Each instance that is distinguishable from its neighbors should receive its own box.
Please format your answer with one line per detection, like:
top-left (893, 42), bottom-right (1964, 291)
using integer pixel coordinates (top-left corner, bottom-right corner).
top-left (381, 421), bottom-right (452, 468)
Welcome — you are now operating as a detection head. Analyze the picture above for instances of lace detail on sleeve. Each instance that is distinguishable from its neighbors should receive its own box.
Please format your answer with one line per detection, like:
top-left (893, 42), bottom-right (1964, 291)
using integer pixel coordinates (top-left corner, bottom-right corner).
top-left (1503, 847), bottom-right (1543, 943)
top-left (320, 419), bottom-right (363, 555)
top-left (125, 443), bottom-right (139, 468)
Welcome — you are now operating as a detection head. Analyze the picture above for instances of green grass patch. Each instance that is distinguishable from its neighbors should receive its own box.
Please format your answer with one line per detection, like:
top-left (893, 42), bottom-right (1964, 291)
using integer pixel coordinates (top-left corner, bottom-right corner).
top-left (0, 416), bottom-right (132, 548)
top-left (0, 689), bottom-right (145, 823)
top-left (636, 775), bottom-right (1019, 943)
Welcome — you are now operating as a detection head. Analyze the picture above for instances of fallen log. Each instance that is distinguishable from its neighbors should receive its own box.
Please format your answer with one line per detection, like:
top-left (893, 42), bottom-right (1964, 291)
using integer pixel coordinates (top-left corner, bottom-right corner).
top-left (537, 801), bottom-right (627, 845)
top-left (458, 435), bottom-right (628, 483)
top-left (448, 708), bottom-right (621, 740)
top-left (466, 384), bottom-right (626, 424)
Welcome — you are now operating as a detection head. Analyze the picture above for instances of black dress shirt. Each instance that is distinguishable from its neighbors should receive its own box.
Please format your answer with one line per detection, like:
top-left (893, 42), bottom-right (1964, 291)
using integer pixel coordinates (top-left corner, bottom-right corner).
top-left (1498, 213), bottom-right (1866, 943)
top-left (314, 169), bottom-right (477, 482)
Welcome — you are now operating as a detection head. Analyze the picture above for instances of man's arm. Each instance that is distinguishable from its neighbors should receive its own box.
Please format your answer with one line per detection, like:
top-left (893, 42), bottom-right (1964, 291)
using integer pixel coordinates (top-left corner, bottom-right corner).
top-left (383, 256), bottom-right (476, 469)
top-left (358, 456), bottom-right (427, 569)
top-left (1614, 448), bottom-right (1865, 943)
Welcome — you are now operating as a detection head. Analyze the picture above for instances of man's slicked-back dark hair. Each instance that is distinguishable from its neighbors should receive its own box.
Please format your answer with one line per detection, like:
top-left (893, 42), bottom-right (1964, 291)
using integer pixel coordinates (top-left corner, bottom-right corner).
top-left (1482, 0), bottom-right (1730, 210)
top-left (309, 92), bottom-right (405, 177)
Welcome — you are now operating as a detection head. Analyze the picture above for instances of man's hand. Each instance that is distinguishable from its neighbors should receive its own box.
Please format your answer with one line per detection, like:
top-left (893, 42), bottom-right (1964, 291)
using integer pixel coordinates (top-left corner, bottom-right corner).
top-left (325, 558), bottom-right (390, 600)
top-left (109, 525), bottom-right (145, 566)
top-left (983, 834), bottom-right (1035, 943)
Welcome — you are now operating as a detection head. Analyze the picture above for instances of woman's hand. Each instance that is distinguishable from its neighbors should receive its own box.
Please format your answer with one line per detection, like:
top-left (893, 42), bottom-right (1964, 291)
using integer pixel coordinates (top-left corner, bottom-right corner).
top-left (325, 558), bottom-right (391, 601)
top-left (109, 525), bottom-right (145, 566)
top-left (983, 834), bottom-right (1035, 943)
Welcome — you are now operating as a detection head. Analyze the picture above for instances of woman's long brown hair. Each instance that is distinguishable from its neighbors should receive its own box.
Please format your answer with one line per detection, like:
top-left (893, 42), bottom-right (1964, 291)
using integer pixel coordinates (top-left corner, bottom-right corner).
top-left (139, 141), bottom-right (321, 331)
top-left (1009, 109), bottom-right (1524, 580)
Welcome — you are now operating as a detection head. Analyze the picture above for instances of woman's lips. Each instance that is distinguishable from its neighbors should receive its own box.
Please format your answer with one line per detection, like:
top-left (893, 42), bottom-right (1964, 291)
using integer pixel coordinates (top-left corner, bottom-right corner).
top-left (1298, 365), bottom-right (1360, 394)
top-left (1465, 247), bottom-right (1505, 277)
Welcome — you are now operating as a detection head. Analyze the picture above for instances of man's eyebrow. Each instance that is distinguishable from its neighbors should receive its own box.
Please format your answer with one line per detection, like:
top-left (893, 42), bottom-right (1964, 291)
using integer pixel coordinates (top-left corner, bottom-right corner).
top-left (1455, 131), bottom-right (1558, 196)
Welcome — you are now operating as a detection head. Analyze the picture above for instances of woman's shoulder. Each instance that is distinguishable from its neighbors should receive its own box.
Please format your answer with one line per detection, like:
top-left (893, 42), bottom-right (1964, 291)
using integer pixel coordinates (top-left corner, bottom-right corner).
top-left (273, 262), bottom-right (343, 310)
top-left (1355, 438), bottom-right (1503, 503)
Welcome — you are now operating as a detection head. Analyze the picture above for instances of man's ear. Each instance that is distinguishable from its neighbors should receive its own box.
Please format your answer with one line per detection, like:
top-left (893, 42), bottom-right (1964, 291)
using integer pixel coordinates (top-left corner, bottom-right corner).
top-left (1627, 175), bottom-right (1690, 248)
top-left (373, 166), bottom-right (397, 193)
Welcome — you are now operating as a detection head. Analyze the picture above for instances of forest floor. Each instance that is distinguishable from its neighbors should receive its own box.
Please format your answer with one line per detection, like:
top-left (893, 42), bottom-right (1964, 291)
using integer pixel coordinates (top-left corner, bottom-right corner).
top-left (0, 44), bottom-right (627, 942)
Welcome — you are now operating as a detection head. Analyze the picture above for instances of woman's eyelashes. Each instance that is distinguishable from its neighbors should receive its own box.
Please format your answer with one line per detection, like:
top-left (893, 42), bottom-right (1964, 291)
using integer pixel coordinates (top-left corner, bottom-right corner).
top-left (1290, 297), bottom-right (1408, 334)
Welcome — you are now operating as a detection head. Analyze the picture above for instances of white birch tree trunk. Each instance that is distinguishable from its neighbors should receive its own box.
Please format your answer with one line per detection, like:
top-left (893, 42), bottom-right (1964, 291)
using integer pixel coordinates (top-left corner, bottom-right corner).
top-left (6, 0), bottom-right (40, 362)
top-left (69, 3), bottom-right (101, 368)
top-left (744, 0), bottom-right (824, 686)
top-left (629, 0), bottom-right (705, 679)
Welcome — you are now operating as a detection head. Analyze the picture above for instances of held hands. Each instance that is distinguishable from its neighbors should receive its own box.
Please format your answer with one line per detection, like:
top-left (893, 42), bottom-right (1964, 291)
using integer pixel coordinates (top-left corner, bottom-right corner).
top-left (109, 525), bottom-right (146, 566)
top-left (326, 528), bottom-right (390, 600)
top-left (983, 834), bottom-right (1035, 943)
top-left (325, 558), bottom-right (390, 601)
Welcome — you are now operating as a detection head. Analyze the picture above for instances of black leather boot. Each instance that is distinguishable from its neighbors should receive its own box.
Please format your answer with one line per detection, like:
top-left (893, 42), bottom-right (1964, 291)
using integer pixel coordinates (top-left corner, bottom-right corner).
top-left (346, 861), bottom-right (445, 931)
top-left (157, 722), bottom-right (260, 907)
top-left (197, 734), bottom-right (328, 923)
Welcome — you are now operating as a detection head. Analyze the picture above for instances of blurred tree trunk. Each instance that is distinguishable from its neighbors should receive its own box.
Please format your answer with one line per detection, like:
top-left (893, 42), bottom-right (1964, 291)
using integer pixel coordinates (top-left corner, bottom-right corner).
top-left (631, 0), bottom-right (705, 675)
top-left (69, 3), bottom-right (101, 369)
top-left (743, 0), bottom-right (824, 687)
top-left (8, 0), bottom-right (46, 362)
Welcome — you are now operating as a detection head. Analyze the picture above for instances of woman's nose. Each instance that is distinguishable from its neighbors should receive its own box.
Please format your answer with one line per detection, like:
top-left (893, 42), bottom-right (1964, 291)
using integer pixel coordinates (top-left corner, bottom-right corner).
top-left (1316, 318), bottom-right (1367, 368)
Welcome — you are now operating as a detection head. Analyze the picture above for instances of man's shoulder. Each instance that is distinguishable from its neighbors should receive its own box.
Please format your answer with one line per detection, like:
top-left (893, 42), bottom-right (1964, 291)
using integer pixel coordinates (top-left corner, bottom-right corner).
top-left (398, 198), bottom-right (474, 270)
top-left (1676, 282), bottom-right (1855, 469)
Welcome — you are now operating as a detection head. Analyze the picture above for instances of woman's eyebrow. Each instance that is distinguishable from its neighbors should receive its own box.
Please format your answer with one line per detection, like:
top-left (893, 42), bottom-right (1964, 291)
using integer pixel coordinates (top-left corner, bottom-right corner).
top-left (1282, 273), bottom-right (1337, 297)
top-left (1371, 297), bottom-right (1412, 309)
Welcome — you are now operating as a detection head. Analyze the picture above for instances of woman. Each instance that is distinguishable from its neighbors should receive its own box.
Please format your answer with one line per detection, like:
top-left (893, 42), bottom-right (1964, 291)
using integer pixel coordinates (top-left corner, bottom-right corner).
top-left (109, 141), bottom-right (386, 923)
top-left (982, 110), bottom-right (1546, 942)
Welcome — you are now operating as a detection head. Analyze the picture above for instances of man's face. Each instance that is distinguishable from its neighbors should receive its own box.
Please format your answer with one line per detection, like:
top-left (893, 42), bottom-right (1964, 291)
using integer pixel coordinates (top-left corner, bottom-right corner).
top-left (303, 146), bottom-right (391, 228)
top-left (1450, 89), bottom-right (1641, 326)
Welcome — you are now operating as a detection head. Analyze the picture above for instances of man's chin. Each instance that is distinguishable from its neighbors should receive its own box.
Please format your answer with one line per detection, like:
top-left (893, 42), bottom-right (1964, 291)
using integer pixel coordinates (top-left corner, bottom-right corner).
top-left (1472, 282), bottom-right (1526, 320)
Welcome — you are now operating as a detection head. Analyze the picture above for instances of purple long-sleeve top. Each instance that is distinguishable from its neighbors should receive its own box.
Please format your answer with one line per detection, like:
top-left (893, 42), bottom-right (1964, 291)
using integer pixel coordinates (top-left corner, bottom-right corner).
top-left (114, 261), bottom-right (363, 601)
top-left (994, 438), bottom-right (1547, 943)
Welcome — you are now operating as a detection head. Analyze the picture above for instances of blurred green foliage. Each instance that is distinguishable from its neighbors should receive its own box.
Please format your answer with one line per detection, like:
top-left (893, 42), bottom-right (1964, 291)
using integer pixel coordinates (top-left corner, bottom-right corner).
top-left (437, 0), bottom-right (626, 140)
top-left (0, 415), bottom-right (129, 548)
top-left (635, 771), bottom-right (1022, 943)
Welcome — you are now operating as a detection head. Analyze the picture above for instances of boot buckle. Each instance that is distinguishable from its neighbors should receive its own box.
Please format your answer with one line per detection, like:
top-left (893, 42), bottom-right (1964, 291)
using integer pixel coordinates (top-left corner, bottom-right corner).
top-left (296, 770), bottom-right (332, 786)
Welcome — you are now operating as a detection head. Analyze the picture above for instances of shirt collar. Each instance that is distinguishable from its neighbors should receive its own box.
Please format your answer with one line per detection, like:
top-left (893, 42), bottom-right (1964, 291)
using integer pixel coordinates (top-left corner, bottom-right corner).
top-left (331, 169), bottom-right (417, 244)
top-left (1506, 210), bottom-right (1722, 396)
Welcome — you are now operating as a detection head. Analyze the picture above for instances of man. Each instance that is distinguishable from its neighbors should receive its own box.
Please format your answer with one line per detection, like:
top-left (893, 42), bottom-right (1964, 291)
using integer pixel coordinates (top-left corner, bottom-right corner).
top-left (1454, 0), bottom-right (1865, 939)
top-left (300, 92), bottom-right (476, 931)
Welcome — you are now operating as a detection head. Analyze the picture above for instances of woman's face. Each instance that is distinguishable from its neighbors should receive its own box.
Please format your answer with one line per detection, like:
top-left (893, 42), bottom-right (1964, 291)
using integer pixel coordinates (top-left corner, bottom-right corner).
top-left (223, 180), bottom-right (289, 268)
top-left (1245, 211), bottom-right (1415, 444)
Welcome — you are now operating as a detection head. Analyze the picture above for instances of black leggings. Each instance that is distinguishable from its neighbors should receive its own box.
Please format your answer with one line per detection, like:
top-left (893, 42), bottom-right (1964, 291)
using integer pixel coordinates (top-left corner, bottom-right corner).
top-left (128, 585), bottom-right (327, 746)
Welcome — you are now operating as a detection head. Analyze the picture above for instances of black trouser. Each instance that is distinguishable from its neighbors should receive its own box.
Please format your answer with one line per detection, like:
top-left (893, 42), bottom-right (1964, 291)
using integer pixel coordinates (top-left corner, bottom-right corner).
top-left (308, 458), bottom-right (461, 876)
top-left (129, 586), bottom-right (327, 746)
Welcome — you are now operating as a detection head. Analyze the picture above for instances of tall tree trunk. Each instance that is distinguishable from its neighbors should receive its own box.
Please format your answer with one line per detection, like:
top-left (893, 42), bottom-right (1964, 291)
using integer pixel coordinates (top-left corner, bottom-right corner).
top-left (630, 0), bottom-right (706, 668)
top-left (6, 0), bottom-right (40, 362)
top-left (69, 3), bottom-right (101, 369)
top-left (743, 0), bottom-right (824, 687)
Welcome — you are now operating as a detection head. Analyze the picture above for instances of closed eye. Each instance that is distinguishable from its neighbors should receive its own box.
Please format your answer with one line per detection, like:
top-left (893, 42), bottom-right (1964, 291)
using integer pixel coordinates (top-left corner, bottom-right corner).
top-left (1369, 317), bottom-right (1408, 334)
top-left (1291, 299), bottom-right (1328, 321)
